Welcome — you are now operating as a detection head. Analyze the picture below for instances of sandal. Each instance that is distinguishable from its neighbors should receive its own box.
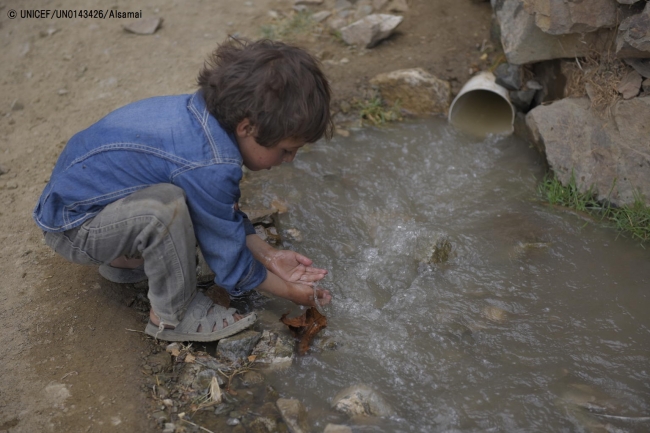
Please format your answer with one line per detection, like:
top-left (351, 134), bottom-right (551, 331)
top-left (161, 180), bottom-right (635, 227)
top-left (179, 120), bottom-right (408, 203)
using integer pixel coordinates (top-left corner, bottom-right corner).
top-left (144, 292), bottom-right (256, 342)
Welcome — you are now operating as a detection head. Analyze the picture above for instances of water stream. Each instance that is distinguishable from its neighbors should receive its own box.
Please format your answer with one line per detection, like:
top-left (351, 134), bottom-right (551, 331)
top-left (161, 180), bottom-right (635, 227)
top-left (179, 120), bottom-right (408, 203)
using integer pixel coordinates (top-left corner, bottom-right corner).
top-left (240, 119), bottom-right (650, 432)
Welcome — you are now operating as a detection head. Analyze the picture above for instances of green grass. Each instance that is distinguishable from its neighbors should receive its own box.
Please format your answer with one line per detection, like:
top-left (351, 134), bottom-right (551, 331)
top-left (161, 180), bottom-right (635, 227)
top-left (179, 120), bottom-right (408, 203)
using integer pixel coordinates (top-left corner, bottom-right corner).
top-left (261, 11), bottom-right (315, 40)
top-left (538, 173), bottom-right (650, 242)
top-left (356, 96), bottom-right (402, 126)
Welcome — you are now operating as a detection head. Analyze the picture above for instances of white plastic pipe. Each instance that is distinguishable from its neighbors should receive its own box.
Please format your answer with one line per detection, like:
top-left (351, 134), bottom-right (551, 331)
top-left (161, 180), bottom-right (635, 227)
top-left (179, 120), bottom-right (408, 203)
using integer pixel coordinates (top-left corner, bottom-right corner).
top-left (448, 71), bottom-right (515, 137)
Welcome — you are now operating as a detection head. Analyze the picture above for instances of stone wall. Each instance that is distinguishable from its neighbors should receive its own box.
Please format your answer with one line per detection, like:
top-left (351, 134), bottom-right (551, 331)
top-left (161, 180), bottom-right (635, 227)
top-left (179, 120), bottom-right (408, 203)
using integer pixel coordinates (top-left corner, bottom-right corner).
top-left (492, 0), bottom-right (650, 206)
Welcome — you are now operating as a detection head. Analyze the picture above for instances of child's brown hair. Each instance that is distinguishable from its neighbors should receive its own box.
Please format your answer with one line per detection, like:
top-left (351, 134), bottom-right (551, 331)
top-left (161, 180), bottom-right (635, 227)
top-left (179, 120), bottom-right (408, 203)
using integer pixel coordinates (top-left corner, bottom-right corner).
top-left (198, 38), bottom-right (334, 147)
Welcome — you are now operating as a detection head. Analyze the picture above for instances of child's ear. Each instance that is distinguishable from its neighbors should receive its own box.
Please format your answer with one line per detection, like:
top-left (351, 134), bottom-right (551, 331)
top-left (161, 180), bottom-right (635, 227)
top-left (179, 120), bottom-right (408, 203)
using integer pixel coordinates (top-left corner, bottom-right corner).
top-left (235, 118), bottom-right (255, 138)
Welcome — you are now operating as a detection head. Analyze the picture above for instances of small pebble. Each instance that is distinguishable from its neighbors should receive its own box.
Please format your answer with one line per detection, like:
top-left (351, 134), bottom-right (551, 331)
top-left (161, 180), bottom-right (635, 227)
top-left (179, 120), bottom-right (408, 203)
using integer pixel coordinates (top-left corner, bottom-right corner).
top-left (226, 417), bottom-right (240, 426)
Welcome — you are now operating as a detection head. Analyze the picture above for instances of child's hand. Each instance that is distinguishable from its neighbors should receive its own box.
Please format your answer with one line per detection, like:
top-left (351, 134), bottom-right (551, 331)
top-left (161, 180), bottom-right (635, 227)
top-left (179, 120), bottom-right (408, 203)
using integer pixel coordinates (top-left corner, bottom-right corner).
top-left (267, 250), bottom-right (327, 286)
top-left (257, 271), bottom-right (332, 307)
top-left (247, 234), bottom-right (328, 286)
top-left (284, 281), bottom-right (332, 307)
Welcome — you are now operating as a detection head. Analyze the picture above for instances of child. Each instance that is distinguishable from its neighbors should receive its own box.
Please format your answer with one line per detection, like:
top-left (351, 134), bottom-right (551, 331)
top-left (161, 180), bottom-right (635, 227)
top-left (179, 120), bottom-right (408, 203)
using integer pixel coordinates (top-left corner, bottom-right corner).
top-left (33, 38), bottom-right (333, 342)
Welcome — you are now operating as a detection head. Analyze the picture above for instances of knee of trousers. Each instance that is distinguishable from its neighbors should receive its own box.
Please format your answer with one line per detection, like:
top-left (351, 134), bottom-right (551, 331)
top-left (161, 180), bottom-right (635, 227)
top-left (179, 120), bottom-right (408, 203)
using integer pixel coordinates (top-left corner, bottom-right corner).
top-left (128, 184), bottom-right (192, 232)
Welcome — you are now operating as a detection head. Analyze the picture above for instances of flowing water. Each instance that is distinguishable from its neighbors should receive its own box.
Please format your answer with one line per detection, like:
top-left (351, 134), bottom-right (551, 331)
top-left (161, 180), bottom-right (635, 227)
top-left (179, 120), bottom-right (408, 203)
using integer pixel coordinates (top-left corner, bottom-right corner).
top-left (240, 119), bottom-right (650, 432)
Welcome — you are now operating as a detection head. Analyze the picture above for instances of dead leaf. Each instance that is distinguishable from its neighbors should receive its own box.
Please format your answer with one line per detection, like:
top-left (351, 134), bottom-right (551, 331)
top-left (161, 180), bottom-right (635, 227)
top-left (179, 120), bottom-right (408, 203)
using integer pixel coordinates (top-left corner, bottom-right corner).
top-left (205, 285), bottom-right (230, 308)
top-left (185, 353), bottom-right (196, 363)
top-left (248, 355), bottom-right (257, 363)
top-left (280, 307), bottom-right (327, 355)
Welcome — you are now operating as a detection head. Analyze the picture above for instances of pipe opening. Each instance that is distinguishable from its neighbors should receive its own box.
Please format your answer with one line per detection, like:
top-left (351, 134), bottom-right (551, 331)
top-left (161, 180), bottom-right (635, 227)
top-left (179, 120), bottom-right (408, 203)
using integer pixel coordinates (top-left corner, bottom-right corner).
top-left (449, 89), bottom-right (514, 136)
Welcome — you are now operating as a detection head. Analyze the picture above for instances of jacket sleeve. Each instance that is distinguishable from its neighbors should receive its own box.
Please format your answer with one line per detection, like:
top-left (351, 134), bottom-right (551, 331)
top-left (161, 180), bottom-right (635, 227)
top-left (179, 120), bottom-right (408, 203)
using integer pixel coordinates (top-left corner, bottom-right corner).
top-left (173, 164), bottom-right (267, 295)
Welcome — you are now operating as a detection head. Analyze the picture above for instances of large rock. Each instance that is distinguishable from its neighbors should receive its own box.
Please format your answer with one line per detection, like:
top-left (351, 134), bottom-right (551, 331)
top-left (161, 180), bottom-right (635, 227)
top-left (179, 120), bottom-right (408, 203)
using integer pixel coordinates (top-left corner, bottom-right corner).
top-left (616, 2), bottom-right (650, 58)
top-left (251, 330), bottom-right (295, 369)
top-left (522, 0), bottom-right (617, 35)
top-left (493, 0), bottom-right (613, 65)
top-left (526, 97), bottom-right (650, 206)
top-left (331, 384), bottom-right (395, 417)
top-left (370, 68), bottom-right (451, 115)
top-left (340, 14), bottom-right (403, 48)
top-left (217, 330), bottom-right (262, 362)
top-left (276, 399), bottom-right (309, 433)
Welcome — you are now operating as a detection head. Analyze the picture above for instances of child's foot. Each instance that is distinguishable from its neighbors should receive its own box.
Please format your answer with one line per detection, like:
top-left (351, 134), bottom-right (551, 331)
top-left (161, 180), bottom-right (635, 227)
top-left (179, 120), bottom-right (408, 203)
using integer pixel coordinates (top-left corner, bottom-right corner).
top-left (145, 292), bottom-right (256, 342)
top-left (149, 308), bottom-right (245, 332)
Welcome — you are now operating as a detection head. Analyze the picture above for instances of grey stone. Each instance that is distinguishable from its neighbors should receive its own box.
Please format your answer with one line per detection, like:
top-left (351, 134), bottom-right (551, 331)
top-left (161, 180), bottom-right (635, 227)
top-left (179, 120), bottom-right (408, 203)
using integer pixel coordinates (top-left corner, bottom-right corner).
top-left (526, 80), bottom-right (543, 90)
top-left (523, 0), bottom-right (617, 35)
top-left (625, 58), bottom-right (650, 78)
top-left (151, 411), bottom-right (168, 423)
top-left (123, 17), bottom-right (163, 35)
top-left (526, 97), bottom-right (650, 206)
top-left (227, 417), bottom-right (241, 426)
top-left (311, 11), bottom-right (332, 22)
top-left (251, 330), bottom-right (295, 369)
top-left (276, 398), bottom-right (309, 433)
top-left (336, 0), bottom-right (353, 10)
top-left (0, 164), bottom-right (7, 176)
top-left (509, 89), bottom-right (537, 111)
top-left (617, 70), bottom-right (643, 99)
top-left (616, 3), bottom-right (650, 58)
top-left (494, 0), bottom-right (613, 65)
top-left (194, 355), bottom-right (230, 371)
top-left (241, 207), bottom-right (278, 224)
top-left (340, 14), bottom-right (403, 48)
top-left (214, 402), bottom-right (235, 415)
top-left (643, 77), bottom-right (650, 93)
top-left (354, 5), bottom-right (374, 20)
top-left (369, 68), bottom-right (451, 115)
top-left (618, 0), bottom-right (642, 4)
top-left (331, 384), bottom-right (396, 417)
top-left (329, 16), bottom-right (349, 30)
top-left (217, 330), bottom-right (262, 362)
top-left (162, 423), bottom-right (175, 433)
top-left (191, 368), bottom-right (222, 390)
top-left (324, 424), bottom-right (353, 433)
top-left (10, 99), bottom-right (24, 111)
top-left (494, 63), bottom-right (523, 90)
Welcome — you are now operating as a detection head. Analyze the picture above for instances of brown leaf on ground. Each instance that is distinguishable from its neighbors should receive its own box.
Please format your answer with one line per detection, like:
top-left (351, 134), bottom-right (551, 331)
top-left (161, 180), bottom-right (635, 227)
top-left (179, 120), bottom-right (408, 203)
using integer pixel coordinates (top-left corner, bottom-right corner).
top-left (280, 307), bottom-right (327, 355)
top-left (205, 285), bottom-right (230, 308)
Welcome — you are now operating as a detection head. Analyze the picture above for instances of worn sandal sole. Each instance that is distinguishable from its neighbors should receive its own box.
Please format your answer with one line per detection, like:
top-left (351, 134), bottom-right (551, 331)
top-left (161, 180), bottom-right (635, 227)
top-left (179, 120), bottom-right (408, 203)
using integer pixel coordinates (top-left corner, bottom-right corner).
top-left (144, 312), bottom-right (257, 342)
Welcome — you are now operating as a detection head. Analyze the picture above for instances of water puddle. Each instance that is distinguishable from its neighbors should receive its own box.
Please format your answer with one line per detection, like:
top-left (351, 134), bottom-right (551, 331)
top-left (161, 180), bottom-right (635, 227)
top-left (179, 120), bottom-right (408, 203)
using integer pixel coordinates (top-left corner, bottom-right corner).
top-left (240, 119), bottom-right (650, 432)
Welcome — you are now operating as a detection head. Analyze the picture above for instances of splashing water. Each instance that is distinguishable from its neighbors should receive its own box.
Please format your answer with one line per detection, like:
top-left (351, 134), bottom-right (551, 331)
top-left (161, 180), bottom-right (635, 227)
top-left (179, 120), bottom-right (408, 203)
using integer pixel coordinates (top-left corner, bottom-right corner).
top-left (240, 119), bottom-right (650, 432)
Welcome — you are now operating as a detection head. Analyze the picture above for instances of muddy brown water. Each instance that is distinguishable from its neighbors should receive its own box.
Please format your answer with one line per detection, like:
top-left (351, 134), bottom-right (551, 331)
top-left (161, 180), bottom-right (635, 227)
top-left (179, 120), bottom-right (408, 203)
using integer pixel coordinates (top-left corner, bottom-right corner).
top-left (240, 119), bottom-right (650, 432)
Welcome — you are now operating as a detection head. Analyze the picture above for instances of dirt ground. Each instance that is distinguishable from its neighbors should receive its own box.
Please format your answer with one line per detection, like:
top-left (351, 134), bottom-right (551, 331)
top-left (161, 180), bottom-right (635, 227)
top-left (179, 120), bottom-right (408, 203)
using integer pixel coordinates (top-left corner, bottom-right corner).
top-left (0, 0), bottom-right (492, 431)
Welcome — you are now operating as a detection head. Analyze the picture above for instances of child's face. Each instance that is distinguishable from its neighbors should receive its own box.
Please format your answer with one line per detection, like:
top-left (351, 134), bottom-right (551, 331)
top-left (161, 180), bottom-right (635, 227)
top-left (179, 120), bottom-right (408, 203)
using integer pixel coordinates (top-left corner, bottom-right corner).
top-left (235, 119), bottom-right (305, 171)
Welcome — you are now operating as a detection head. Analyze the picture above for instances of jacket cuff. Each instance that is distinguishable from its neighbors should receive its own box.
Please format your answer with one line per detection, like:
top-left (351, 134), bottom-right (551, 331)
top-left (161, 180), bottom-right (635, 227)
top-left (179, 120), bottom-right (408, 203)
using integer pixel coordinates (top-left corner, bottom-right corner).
top-left (242, 216), bottom-right (256, 236)
top-left (228, 258), bottom-right (267, 296)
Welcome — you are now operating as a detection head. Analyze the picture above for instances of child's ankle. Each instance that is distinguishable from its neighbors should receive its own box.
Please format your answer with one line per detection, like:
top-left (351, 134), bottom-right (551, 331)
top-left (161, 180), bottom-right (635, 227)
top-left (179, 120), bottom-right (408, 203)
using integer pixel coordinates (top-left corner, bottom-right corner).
top-left (149, 309), bottom-right (175, 329)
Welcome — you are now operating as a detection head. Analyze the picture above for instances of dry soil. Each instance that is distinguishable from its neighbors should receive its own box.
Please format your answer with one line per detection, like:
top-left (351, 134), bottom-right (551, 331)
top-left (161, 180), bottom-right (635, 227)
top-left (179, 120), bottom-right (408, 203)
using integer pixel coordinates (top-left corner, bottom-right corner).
top-left (0, 0), bottom-right (492, 431)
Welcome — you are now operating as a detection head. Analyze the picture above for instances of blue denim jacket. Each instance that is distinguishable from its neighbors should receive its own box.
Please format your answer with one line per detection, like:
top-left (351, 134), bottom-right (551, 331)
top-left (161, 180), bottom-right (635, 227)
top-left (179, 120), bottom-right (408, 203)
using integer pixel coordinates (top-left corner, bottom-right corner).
top-left (33, 92), bottom-right (267, 295)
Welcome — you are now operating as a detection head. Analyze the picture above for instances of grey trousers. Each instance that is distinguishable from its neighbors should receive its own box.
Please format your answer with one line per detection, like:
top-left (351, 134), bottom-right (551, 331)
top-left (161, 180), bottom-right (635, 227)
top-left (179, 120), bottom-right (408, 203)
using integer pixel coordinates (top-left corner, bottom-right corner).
top-left (44, 184), bottom-right (196, 326)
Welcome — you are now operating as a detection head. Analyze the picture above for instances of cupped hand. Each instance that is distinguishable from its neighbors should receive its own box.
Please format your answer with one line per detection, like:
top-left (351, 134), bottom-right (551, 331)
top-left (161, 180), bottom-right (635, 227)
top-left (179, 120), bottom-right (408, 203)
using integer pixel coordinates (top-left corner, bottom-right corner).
top-left (285, 282), bottom-right (332, 307)
top-left (267, 250), bottom-right (328, 286)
